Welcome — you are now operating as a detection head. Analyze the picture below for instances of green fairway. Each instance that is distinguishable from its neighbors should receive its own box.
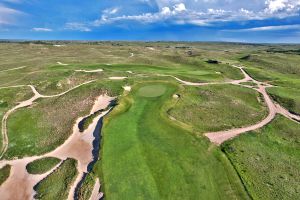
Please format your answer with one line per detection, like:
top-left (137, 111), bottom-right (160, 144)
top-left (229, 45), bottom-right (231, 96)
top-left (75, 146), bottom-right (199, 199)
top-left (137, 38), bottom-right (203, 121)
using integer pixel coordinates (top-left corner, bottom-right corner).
top-left (26, 157), bottom-right (61, 174)
top-left (100, 82), bottom-right (249, 200)
top-left (222, 116), bottom-right (300, 200)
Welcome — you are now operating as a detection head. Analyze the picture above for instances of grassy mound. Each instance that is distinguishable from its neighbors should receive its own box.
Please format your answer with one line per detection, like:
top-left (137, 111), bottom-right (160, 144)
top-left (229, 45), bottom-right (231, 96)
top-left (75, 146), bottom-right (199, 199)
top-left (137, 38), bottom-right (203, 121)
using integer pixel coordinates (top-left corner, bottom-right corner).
top-left (0, 165), bottom-right (10, 185)
top-left (138, 84), bottom-right (166, 97)
top-left (169, 84), bottom-right (267, 133)
top-left (222, 116), bottom-right (300, 200)
top-left (100, 82), bottom-right (249, 199)
top-left (34, 158), bottom-right (78, 200)
top-left (26, 157), bottom-right (61, 174)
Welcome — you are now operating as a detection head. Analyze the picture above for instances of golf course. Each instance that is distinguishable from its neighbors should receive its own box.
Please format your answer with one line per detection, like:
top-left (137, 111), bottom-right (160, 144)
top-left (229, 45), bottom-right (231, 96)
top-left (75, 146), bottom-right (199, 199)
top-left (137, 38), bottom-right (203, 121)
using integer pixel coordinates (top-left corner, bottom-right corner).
top-left (0, 41), bottom-right (299, 200)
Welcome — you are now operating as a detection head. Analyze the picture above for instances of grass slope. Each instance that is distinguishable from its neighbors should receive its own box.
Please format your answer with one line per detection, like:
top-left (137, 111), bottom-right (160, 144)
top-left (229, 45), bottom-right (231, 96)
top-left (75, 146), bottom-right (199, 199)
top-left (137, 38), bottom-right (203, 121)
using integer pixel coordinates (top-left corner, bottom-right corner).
top-left (100, 82), bottom-right (249, 200)
top-left (222, 116), bottom-right (300, 200)
top-left (26, 157), bottom-right (61, 174)
top-left (34, 158), bottom-right (78, 200)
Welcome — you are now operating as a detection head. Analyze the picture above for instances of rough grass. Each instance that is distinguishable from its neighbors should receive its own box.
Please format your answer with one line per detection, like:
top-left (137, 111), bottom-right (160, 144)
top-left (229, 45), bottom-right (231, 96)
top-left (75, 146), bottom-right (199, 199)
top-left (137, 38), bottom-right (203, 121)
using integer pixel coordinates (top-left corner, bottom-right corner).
top-left (0, 165), bottom-right (10, 185)
top-left (169, 84), bottom-right (268, 133)
top-left (222, 115), bottom-right (300, 200)
top-left (100, 82), bottom-right (249, 200)
top-left (26, 157), bottom-right (61, 174)
top-left (34, 158), bottom-right (78, 200)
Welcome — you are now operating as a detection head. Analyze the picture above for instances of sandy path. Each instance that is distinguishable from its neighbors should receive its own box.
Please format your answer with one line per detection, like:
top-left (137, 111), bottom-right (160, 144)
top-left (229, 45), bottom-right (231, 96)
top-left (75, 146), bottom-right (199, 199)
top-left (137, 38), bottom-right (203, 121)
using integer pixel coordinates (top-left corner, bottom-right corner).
top-left (0, 94), bottom-right (114, 200)
top-left (0, 66), bottom-right (27, 73)
top-left (0, 80), bottom-right (95, 159)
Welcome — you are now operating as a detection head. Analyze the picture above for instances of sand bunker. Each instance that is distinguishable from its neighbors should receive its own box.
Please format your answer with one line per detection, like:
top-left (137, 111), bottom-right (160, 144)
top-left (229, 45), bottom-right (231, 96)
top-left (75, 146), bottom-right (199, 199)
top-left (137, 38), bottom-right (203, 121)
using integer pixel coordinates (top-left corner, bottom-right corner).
top-left (57, 62), bottom-right (69, 66)
top-left (109, 77), bottom-right (127, 80)
top-left (75, 69), bottom-right (103, 73)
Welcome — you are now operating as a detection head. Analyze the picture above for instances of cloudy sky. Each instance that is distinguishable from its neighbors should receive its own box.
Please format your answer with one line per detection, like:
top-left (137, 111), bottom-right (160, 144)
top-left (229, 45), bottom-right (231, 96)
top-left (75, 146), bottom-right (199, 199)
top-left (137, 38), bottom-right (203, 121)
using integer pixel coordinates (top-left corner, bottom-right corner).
top-left (0, 0), bottom-right (300, 42)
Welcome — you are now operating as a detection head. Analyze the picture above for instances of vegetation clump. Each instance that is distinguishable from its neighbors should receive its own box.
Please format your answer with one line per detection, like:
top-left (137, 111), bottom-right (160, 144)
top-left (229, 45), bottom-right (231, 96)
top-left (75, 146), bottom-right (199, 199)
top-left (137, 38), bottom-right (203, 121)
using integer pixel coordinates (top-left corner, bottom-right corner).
top-left (0, 165), bottom-right (11, 185)
top-left (34, 158), bottom-right (78, 200)
top-left (26, 157), bottom-right (61, 174)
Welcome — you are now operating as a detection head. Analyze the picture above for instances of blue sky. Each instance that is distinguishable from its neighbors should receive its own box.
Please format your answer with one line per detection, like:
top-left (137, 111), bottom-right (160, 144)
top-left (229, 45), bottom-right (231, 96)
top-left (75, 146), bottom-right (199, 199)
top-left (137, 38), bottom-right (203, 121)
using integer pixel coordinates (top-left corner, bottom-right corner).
top-left (0, 0), bottom-right (300, 43)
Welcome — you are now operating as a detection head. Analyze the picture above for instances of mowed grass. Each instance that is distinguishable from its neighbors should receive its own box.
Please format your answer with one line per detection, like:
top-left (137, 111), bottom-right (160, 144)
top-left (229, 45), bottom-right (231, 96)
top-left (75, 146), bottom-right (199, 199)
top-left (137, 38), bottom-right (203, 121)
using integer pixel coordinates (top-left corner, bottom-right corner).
top-left (100, 82), bottom-right (249, 200)
top-left (34, 158), bottom-right (78, 200)
top-left (222, 116), bottom-right (300, 200)
top-left (169, 84), bottom-right (267, 133)
top-left (26, 157), bottom-right (61, 174)
top-left (0, 165), bottom-right (10, 185)
top-left (5, 80), bottom-right (124, 159)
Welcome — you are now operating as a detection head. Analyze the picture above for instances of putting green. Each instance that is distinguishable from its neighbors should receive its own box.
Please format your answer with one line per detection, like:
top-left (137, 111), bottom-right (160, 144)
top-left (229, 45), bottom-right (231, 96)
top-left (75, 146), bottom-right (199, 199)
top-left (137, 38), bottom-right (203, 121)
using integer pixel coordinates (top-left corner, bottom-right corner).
top-left (138, 85), bottom-right (166, 97)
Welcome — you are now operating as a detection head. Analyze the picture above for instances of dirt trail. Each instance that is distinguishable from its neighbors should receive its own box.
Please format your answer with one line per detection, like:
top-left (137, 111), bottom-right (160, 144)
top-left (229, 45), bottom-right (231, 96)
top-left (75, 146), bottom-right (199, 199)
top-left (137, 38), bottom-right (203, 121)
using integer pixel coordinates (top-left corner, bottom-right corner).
top-left (0, 80), bottom-right (95, 159)
top-left (0, 94), bottom-right (114, 200)
top-left (0, 66), bottom-right (27, 73)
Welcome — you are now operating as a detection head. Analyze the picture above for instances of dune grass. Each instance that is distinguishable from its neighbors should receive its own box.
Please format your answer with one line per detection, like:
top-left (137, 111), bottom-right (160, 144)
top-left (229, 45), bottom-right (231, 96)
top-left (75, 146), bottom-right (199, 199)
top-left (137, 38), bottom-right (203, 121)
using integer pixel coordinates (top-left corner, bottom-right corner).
top-left (222, 115), bottom-right (300, 200)
top-left (0, 165), bottom-right (10, 185)
top-left (100, 82), bottom-right (249, 200)
top-left (26, 157), bottom-right (61, 174)
top-left (34, 158), bottom-right (78, 200)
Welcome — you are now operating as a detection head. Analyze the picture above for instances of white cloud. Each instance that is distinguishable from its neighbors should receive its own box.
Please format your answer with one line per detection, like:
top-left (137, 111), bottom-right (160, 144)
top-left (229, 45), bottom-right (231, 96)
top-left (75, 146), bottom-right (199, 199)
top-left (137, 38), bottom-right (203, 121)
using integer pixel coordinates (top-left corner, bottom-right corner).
top-left (65, 1), bottom-right (300, 31)
top-left (32, 27), bottom-right (53, 32)
top-left (264, 0), bottom-right (300, 14)
top-left (103, 7), bottom-right (120, 15)
top-left (226, 24), bottom-right (300, 32)
top-left (65, 22), bottom-right (91, 32)
top-left (173, 3), bottom-right (186, 12)
top-left (0, 4), bottom-right (24, 25)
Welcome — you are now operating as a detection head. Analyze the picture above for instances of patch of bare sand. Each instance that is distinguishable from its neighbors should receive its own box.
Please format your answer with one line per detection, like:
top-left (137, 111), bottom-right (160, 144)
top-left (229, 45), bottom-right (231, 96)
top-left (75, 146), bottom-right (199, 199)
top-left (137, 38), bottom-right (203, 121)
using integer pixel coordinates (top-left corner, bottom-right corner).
top-left (75, 69), bottom-right (103, 73)
top-left (109, 77), bottom-right (127, 80)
